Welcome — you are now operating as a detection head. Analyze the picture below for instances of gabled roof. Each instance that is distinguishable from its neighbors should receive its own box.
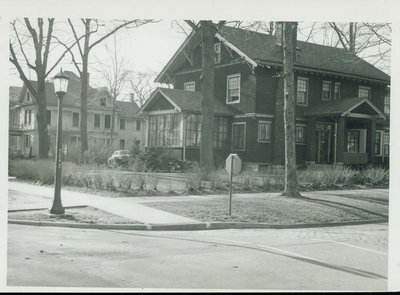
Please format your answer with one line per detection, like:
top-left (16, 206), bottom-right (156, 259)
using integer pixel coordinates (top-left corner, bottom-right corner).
top-left (138, 87), bottom-right (237, 116)
top-left (304, 97), bottom-right (386, 119)
top-left (18, 70), bottom-right (111, 108)
top-left (115, 100), bottom-right (140, 118)
top-left (156, 26), bottom-right (390, 84)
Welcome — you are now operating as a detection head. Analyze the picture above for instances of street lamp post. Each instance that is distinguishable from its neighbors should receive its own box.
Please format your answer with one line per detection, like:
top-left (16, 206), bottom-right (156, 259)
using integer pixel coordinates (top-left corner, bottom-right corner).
top-left (50, 69), bottom-right (70, 215)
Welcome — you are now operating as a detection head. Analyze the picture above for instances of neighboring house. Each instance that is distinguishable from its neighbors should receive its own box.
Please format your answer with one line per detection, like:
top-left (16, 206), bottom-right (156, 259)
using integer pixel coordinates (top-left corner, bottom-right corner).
top-left (138, 25), bottom-right (390, 169)
top-left (9, 71), bottom-right (144, 158)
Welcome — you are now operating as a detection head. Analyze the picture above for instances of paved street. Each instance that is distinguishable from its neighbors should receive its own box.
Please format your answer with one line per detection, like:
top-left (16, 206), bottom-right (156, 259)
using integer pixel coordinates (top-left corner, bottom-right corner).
top-left (8, 223), bottom-right (387, 291)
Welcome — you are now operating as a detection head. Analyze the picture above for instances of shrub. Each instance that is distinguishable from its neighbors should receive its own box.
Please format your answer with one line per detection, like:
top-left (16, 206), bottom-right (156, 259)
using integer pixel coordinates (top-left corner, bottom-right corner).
top-left (80, 145), bottom-right (112, 166)
top-left (355, 167), bottom-right (389, 185)
top-left (104, 173), bottom-right (116, 191)
top-left (184, 166), bottom-right (205, 193)
top-left (92, 174), bottom-right (103, 190)
top-left (10, 159), bottom-right (54, 184)
top-left (128, 147), bottom-right (184, 172)
top-left (133, 173), bottom-right (147, 190)
top-left (147, 176), bottom-right (159, 191)
top-left (118, 175), bottom-right (133, 192)
top-left (209, 172), bottom-right (228, 190)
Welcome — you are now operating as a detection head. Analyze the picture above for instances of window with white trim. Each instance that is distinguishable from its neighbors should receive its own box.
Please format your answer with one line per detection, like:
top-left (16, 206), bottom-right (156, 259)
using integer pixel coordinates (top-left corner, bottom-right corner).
top-left (358, 86), bottom-right (371, 99)
top-left (214, 43), bottom-right (221, 64)
top-left (226, 74), bottom-right (240, 104)
top-left (384, 95), bottom-right (390, 115)
top-left (347, 130), bottom-right (360, 152)
top-left (119, 118), bottom-right (125, 130)
top-left (184, 81), bottom-right (195, 92)
top-left (375, 131), bottom-right (383, 156)
top-left (46, 110), bottom-right (51, 125)
top-left (384, 132), bottom-right (390, 156)
top-left (334, 82), bottom-right (341, 100)
top-left (72, 112), bottom-right (79, 127)
top-left (322, 81), bottom-right (332, 101)
top-left (258, 121), bottom-right (271, 142)
top-left (104, 114), bottom-right (111, 129)
top-left (27, 92), bottom-right (30, 102)
top-left (94, 113), bottom-right (101, 128)
top-left (296, 77), bottom-right (308, 105)
top-left (296, 125), bottom-right (306, 143)
top-left (232, 122), bottom-right (246, 150)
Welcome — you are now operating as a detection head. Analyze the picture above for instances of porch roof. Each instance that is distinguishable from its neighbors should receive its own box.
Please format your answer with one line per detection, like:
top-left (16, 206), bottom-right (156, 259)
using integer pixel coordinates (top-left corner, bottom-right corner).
top-left (304, 97), bottom-right (386, 119)
top-left (138, 87), bottom-right (237, 116)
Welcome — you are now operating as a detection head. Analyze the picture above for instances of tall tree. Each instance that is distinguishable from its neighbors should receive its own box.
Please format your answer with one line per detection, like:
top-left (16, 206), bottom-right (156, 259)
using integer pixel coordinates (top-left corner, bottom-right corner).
top-left (60, 19), bottom-right (152, 154)
top-left (281, 22), bottom-right (301, 198)
top-left (96, 34), bottom-right (131, 149)
top-left (129, 72), bottom-right (157, 106)
top-left (185, 20), bottom-right (225, 171)
top-left (9, 18), bottom-right (78, 158)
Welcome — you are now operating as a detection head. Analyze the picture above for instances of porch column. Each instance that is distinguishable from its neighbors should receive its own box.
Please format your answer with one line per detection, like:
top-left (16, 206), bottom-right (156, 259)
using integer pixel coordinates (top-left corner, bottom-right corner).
top-left (366, 119), bottom-right (376, 163)
top-left (336, 117), bottom-right (346, 163)
top-left (306, 118), bottom-right (316, 164)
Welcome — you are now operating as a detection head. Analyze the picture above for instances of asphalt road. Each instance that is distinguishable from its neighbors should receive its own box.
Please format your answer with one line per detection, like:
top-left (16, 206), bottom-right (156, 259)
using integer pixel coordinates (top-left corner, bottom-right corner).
top-left (7, 223), bottom-right (388, 291)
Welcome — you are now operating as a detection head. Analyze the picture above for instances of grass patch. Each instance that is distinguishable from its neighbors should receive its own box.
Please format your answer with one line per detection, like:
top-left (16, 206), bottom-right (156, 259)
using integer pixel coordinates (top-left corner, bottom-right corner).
top-left (8, 206), bottom-right (141, 224)
top-left (145, 190), bottom-right (388, 224)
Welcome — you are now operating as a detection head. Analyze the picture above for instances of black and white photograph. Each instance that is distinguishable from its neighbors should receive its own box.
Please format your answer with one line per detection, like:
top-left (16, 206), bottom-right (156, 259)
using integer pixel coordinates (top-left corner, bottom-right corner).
top-left (1, 0), bottom-right (400, 292)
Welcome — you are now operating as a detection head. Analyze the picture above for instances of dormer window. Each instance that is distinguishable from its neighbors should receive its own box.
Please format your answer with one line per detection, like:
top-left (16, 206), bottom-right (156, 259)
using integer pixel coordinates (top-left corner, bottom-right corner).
top-left (184, 81), bottom-right (195, 92)
top-left (358, 86), bottom-right (371, 99)
top-left (27, 92), bottom-right (30, 102)
top-left (100, 97), bottom-right (106, 106)
top-left (214, 43), bottom-right (221, 64)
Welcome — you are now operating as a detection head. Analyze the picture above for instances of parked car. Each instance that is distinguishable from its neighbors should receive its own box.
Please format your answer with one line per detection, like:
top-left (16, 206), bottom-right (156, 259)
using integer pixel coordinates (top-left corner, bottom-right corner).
top-left (107, 150), bottom-right (131, 167)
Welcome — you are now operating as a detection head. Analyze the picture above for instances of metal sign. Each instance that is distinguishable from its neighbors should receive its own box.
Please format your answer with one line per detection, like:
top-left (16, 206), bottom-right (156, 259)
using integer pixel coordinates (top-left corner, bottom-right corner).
top-left (225, 153), bottom-right (242, 216)
top-left (225, 153), bottom-right (242, 175)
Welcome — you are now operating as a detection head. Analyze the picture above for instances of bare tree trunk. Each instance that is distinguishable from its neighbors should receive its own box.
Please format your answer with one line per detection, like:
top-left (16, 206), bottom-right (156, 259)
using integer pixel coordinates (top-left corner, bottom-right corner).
top-left (110, 97), bottom-right (116, 149)
top-left (281, 22), bottom-right (301, 198)
top-left (80, 20), bottom-right (90, 154)
top-left (272, 76), bottom-right (285, 165)
top-left (36, 80), bottom-right (49, 158)
top-left (199, 21), bottom-right (215, 171)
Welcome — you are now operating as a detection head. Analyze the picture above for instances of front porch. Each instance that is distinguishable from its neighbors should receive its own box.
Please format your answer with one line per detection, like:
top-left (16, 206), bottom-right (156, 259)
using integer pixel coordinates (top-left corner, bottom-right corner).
top-left (304, 97), bottom-right (388, 166)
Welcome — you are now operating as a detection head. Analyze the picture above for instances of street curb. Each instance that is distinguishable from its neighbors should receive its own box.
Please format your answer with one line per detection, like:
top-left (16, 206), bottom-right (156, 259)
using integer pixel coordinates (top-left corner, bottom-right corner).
top-left (8, 218), bottom-right (388, 231)
top-left (7, 205), bottom-right (88, 213)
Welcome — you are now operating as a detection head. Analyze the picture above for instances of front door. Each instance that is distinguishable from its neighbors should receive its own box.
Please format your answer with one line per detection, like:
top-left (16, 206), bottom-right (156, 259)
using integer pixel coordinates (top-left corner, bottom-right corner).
top-left (315, 123), bottom-right (334, 164)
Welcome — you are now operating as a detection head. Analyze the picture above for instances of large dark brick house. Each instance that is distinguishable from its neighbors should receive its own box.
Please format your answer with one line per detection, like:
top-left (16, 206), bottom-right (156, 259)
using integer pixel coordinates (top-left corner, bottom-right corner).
top-left (138, 26), bottom-right (390, 169)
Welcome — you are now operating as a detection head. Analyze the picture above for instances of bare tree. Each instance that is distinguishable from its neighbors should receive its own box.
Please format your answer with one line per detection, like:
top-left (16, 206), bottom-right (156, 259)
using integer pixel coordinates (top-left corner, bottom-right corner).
top-left (58, 18), bottom-right (153, 154)
top-left (95, 34), bottom-right (131, 149)
top-left (281, 22), bottom-right (301, 198)
top-left (129, 72), bottom-right (157, 106)
top-left (9, 18), bottom-right (79, 158)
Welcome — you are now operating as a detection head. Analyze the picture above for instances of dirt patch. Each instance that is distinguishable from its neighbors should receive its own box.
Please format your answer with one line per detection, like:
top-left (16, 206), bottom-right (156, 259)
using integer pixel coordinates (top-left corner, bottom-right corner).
top-left (8, 206), bottom-right (142, 224)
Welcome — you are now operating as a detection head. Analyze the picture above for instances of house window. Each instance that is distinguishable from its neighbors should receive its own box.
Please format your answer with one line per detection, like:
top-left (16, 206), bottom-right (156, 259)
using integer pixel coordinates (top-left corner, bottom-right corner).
top-left (347, 130), bottom-right (360, 152)
top-left (27, 92), bottom-right (30, 102)
top-left (28, 110), bottom-right (32, 124)
top-left (384, 132), bottom-right (390, 156)
top-left (232, 122), bottom-right (246, 150)
top-left (136, 120), bottom-right (141, 131)
top-left (213, 117), bottom-right (228, 148)
top-left (384, 95), bottom-right (390, 115)
top-left (100, 97), bottom-right (106, 106)
top-left (322, 81), bottom-right (332, 101)
top-left (214, 43), bottom-right (221, 64)
top-left (185, 114), bottom-right (201, 147)
top-left (358, 86), bottom-right (371, 99)
top-left (226, 74), bottom-right (240, 104)
top-left (334, 82), bottom-right (341, 100)
top-left (119, 139), bottom-right (125, 150)
top-left (104, 114), bottom-right (111, 129)
top-left (120, 118), bottom-right (125, 130)
top-left (94, 114), bottom-right (101, 128)
top-left (72, 112), bottom-right (79, 127)
top-left (375, 131), bottom-right (383, 156)
top-left (24, 110), bottom-right (28, 124)
top-left (184, 81), bottom-right (195, 92)
top-left (296, 125), bottom-right (306, 143)
top-left (258, 121), bottom-right (272, 142)
top-left (24, 134), bottom-right (31, 148)
top-left (296, 77), bottom-right (308, 105)
top-left (46, 110), bottom-right (51, 125)
top-left (149, 114), bottom-right (181, 147)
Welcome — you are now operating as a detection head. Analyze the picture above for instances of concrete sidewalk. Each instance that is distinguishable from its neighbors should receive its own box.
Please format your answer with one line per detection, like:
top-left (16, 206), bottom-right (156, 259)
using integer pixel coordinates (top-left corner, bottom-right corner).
top-left (8, 181), bottom-right (199, 225)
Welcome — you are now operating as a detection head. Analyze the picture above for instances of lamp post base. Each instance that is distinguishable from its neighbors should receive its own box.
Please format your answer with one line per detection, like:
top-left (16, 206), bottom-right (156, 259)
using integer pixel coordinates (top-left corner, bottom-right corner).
top-left (49, 206), bottom-right (65, 215)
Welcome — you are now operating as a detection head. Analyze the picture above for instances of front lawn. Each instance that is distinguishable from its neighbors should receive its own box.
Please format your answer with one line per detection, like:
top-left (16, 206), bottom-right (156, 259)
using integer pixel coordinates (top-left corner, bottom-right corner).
top-left (144, 190), bottom-right (388, 224)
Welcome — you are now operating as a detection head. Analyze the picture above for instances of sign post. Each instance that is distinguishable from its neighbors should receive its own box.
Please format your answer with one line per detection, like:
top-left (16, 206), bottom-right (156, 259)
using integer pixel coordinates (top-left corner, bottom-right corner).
top-left (225, 154), bottom-right (242, 216)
